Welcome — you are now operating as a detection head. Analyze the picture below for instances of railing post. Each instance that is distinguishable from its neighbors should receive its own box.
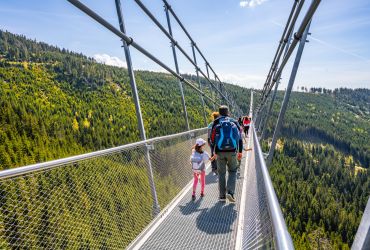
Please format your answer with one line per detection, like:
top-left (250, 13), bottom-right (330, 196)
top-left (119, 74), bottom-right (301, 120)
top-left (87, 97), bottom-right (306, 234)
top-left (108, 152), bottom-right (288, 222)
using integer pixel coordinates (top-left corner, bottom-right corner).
top-left (258, 103), bottom-right (267, 133)
top-left (164, 4), bottom-right (190, 131)
top-left (206, 63), bottom-right (216, 110)
top-left (217, 76), bottom-right (223, 103)
top-left (255, 103), bottom-right (266, 132)
top-left (260, 79), bottom-right (278, 138)
top-left (191, 43), bottom-right (208, 126)
top-left (266, 22), bottom-right (311, 167)
top-left (260, 27), bottom-right (294, 140)
top-left (115, 0), bottom-right (160, 216)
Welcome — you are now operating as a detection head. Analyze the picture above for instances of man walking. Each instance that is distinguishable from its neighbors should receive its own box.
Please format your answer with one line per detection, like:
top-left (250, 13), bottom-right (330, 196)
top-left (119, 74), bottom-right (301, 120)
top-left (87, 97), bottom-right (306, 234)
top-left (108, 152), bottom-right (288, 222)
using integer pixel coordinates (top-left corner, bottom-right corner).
top-left (210, 105), bottom-right (243, 203)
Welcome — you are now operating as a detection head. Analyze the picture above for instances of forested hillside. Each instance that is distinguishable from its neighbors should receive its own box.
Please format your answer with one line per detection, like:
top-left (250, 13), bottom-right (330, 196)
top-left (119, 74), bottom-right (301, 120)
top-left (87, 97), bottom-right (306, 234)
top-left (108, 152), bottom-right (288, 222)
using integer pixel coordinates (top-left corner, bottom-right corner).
top-left (288, 90), bottom-right (369, 167)
top-left (265, 89), bottom-right (370, 249)
top-left (0, 30), bottom-right (249, 170)
top-left (0, 30), bottom-right (243, 249)
top-left (1, 30), bottom-right (369, 249)
top-left (269, 139), bottom-right (370, 249)
top-left (264, 89), bottom-right (370, 167)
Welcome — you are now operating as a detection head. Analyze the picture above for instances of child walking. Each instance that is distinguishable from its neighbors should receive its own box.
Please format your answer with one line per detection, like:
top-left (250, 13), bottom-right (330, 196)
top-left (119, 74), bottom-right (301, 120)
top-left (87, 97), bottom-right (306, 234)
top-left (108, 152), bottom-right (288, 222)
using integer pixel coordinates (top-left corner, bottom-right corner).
top-left (190, 138), bottom-right (216, 201)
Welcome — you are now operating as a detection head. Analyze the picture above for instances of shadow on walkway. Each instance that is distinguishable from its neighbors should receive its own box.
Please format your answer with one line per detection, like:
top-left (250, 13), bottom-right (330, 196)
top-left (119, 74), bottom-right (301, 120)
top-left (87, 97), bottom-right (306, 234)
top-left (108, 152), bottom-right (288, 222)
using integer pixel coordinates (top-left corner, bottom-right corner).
top-left (196, 202), bottom-right (237, 235)
top-left (205, 171), bottom-right (218, 184)
top-left (179, 199), bottom-right (205, 216)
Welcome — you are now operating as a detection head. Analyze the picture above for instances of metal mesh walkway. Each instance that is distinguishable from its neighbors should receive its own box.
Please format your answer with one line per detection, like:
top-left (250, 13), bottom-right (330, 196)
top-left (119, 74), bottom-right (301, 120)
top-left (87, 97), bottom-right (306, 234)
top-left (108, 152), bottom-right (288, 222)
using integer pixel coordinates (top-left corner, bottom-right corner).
top-left (136, 156), bottom-right (247, 250)
top-left (127, 131), bottom-right (257, 250)
top-left (127, 120), bottom-right (290, 250)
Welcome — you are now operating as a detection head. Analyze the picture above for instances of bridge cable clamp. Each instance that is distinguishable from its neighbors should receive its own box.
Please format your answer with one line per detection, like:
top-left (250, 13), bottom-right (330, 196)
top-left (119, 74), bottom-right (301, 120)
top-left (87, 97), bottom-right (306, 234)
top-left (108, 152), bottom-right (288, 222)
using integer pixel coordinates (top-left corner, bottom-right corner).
top-left (294, 32), bottom-right (302, 41)
top-left (146, 144), bottom-right (155, 151)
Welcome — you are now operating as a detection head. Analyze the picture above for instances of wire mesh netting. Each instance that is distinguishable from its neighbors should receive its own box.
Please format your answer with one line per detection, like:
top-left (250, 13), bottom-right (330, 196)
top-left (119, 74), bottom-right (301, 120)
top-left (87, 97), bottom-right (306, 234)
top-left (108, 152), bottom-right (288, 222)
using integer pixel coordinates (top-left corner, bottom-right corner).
top-left (0, 128), bottom-right (208, 249)
top-left (241, 127), bottom-right (275, 249)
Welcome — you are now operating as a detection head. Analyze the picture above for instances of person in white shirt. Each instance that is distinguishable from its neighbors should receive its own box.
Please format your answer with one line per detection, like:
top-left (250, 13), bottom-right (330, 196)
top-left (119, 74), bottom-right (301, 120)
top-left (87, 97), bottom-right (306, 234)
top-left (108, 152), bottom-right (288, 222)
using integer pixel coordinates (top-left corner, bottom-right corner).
top-left (190, 138), bottom-right (216, 200)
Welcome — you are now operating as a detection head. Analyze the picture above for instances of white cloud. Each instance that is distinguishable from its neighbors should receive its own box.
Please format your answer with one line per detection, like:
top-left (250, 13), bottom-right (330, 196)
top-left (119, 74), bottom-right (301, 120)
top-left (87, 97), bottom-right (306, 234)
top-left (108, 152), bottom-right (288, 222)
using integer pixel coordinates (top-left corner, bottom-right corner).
top-left (240, 1), bottom-right (249, 7)
top-left (240, 0), bottom-right (268, 8)
top-left (219, 72), bottom-right (265, 89)
top-left (93, 54), bottom-right (127, 68)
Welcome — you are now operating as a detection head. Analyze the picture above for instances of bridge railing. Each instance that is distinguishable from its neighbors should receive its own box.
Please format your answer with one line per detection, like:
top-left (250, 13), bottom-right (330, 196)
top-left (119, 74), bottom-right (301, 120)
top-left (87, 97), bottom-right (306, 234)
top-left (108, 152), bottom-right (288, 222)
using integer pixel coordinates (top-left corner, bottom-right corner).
top-left (0, 128), bottom-right (208, 249)
top-left (237, 92), bottom-right (293, 250)
top-left (352, 197), bottom-right (370, 250)
top-left (251, 124), bottom-right (293, 249)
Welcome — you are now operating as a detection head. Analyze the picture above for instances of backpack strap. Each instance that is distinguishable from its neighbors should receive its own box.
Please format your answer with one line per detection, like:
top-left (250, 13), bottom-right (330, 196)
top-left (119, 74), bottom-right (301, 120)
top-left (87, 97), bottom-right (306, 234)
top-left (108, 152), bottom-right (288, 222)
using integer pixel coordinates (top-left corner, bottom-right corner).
top-left (210, 116), bottom-right (223, 145)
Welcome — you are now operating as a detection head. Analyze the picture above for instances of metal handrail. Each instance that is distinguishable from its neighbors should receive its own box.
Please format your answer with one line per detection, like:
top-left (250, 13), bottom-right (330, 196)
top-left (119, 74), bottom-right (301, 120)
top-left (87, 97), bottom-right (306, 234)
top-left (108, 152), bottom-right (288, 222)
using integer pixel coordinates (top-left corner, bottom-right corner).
top-left (0, 127), bottom-right (206, 180)
top-left (252, 124), bottom-right (294, 250)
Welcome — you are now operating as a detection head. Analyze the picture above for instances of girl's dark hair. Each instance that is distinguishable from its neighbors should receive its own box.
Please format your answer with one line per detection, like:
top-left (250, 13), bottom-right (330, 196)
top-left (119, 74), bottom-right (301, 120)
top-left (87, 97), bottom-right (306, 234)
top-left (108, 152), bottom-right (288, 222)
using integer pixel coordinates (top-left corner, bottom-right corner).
top-left (194, 144), bottom-right (203, 153)
top-left (219, 105), bottom-right (229, 116)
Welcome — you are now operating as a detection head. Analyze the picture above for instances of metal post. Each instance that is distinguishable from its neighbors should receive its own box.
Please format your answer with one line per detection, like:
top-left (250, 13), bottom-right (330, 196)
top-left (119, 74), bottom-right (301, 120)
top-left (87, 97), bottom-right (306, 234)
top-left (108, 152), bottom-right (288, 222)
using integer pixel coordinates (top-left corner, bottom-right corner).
top-left (266, 22), bottom-right (311, 167)
top-left (205, 63), bottom-right (210, 78)
top-left (250, 91), bottom-right (254, 115)
top-left (217, 78), bottom-right (223, 103)
top-left (261, 0), bottom-right (321, 107)
top-left (164, 4), bottom-right (190, 131)
top-left (260, 27), bottom-right (294, 140)
top-left (191, 43), bottom-right (208, 126)
top-left (258, 104), bottom-right (267, 132)
top-left (260, 78), bottom-right (279, 139)
top-left (255, 99), bottom-right (265, 131)
top-left (257, 100), bottom-right (266, 132)
top-left (163, 0), bottom-right (239, 110)
top-left (115, 0), bottom-right (160, 215)
top-left (206, 63), bottom-right (216, 110)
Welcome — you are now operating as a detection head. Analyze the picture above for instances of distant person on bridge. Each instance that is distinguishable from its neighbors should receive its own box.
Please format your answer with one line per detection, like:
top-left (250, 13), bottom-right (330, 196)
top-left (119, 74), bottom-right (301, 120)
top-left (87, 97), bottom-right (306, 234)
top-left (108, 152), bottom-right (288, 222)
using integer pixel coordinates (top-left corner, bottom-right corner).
top-left (237, 116), bottom-right (246, 173)
top-left (210, 106), bottom-right (243, 203)
top-left (242, 116), bottom-right (251, 137)
top-left (207, 112), bottom-right (220, 174)
top-left (190, 138), bottom-right (216, 201)
top-left (238, 116), bottom-right (243, 127)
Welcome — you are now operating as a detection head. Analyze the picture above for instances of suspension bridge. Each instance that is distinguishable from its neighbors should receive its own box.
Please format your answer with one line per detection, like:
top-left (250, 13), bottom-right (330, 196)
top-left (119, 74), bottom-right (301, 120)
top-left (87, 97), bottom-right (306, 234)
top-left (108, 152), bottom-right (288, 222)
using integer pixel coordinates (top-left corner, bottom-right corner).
top-left (0, 0), bottom-right (369, 249)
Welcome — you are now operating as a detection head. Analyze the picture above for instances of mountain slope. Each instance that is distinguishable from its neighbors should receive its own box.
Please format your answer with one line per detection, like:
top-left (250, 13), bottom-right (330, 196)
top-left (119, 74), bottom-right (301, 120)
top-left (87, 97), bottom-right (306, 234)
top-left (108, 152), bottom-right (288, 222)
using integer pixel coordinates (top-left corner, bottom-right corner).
top-left (0, 30), bottom-right (250, 169)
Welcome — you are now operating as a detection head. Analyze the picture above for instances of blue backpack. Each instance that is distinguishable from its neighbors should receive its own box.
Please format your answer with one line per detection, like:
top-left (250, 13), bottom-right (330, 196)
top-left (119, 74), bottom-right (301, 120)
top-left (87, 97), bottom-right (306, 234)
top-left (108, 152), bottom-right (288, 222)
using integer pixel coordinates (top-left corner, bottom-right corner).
top-left (213, 117), bottom-right (240, 151)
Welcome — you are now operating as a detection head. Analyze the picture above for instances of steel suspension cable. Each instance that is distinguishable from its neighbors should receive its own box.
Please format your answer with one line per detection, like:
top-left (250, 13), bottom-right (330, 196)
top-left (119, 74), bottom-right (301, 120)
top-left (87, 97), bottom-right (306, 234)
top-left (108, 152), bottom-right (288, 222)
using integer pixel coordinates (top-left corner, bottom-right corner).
top-left (164, 4), bottom-right (190, 131)
top-left (162, 0), bottom-right (237, 109)
top-left (262, 0), bottom-right (305, 97)
top-left (133, 0), bottom-right (228, 104)
top-left (261, 0), bottom-right (300, 96)
top-left (259, 0), bottom-right (321, 109)
top-left (67, 0), bottom-right (219, 106)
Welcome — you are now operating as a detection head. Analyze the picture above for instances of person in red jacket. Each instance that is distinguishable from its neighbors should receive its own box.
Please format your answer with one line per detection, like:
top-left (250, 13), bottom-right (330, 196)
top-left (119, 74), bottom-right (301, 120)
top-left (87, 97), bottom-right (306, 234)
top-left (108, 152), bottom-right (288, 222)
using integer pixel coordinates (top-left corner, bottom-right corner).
top-left (242, 116), bottom-right (251, 137)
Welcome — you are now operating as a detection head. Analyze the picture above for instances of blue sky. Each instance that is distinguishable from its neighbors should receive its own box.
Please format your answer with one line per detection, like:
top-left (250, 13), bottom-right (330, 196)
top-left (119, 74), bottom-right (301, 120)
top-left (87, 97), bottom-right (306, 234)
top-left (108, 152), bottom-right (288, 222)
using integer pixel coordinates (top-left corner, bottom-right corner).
top-left (1, 0), bottom-right (369, 90)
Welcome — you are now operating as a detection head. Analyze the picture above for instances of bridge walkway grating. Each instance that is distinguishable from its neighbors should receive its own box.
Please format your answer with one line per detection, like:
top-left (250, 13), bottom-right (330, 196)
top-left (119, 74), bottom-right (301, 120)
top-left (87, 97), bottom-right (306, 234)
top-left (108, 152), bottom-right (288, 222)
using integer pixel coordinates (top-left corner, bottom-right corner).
top-left (136, 148), bottom-right (251, 250)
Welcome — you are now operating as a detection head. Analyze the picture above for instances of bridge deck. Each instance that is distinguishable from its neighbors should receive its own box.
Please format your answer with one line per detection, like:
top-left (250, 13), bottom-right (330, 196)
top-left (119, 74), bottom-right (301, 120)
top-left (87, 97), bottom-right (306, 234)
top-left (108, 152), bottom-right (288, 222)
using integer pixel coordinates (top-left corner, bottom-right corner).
top-left (131, 137), bottom-right (254, 250)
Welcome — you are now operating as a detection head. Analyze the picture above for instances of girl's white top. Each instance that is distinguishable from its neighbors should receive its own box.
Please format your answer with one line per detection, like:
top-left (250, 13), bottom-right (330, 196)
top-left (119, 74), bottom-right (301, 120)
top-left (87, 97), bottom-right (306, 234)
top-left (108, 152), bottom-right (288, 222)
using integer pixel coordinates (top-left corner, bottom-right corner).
top-left (190, 150), bottom-right (210, 171)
